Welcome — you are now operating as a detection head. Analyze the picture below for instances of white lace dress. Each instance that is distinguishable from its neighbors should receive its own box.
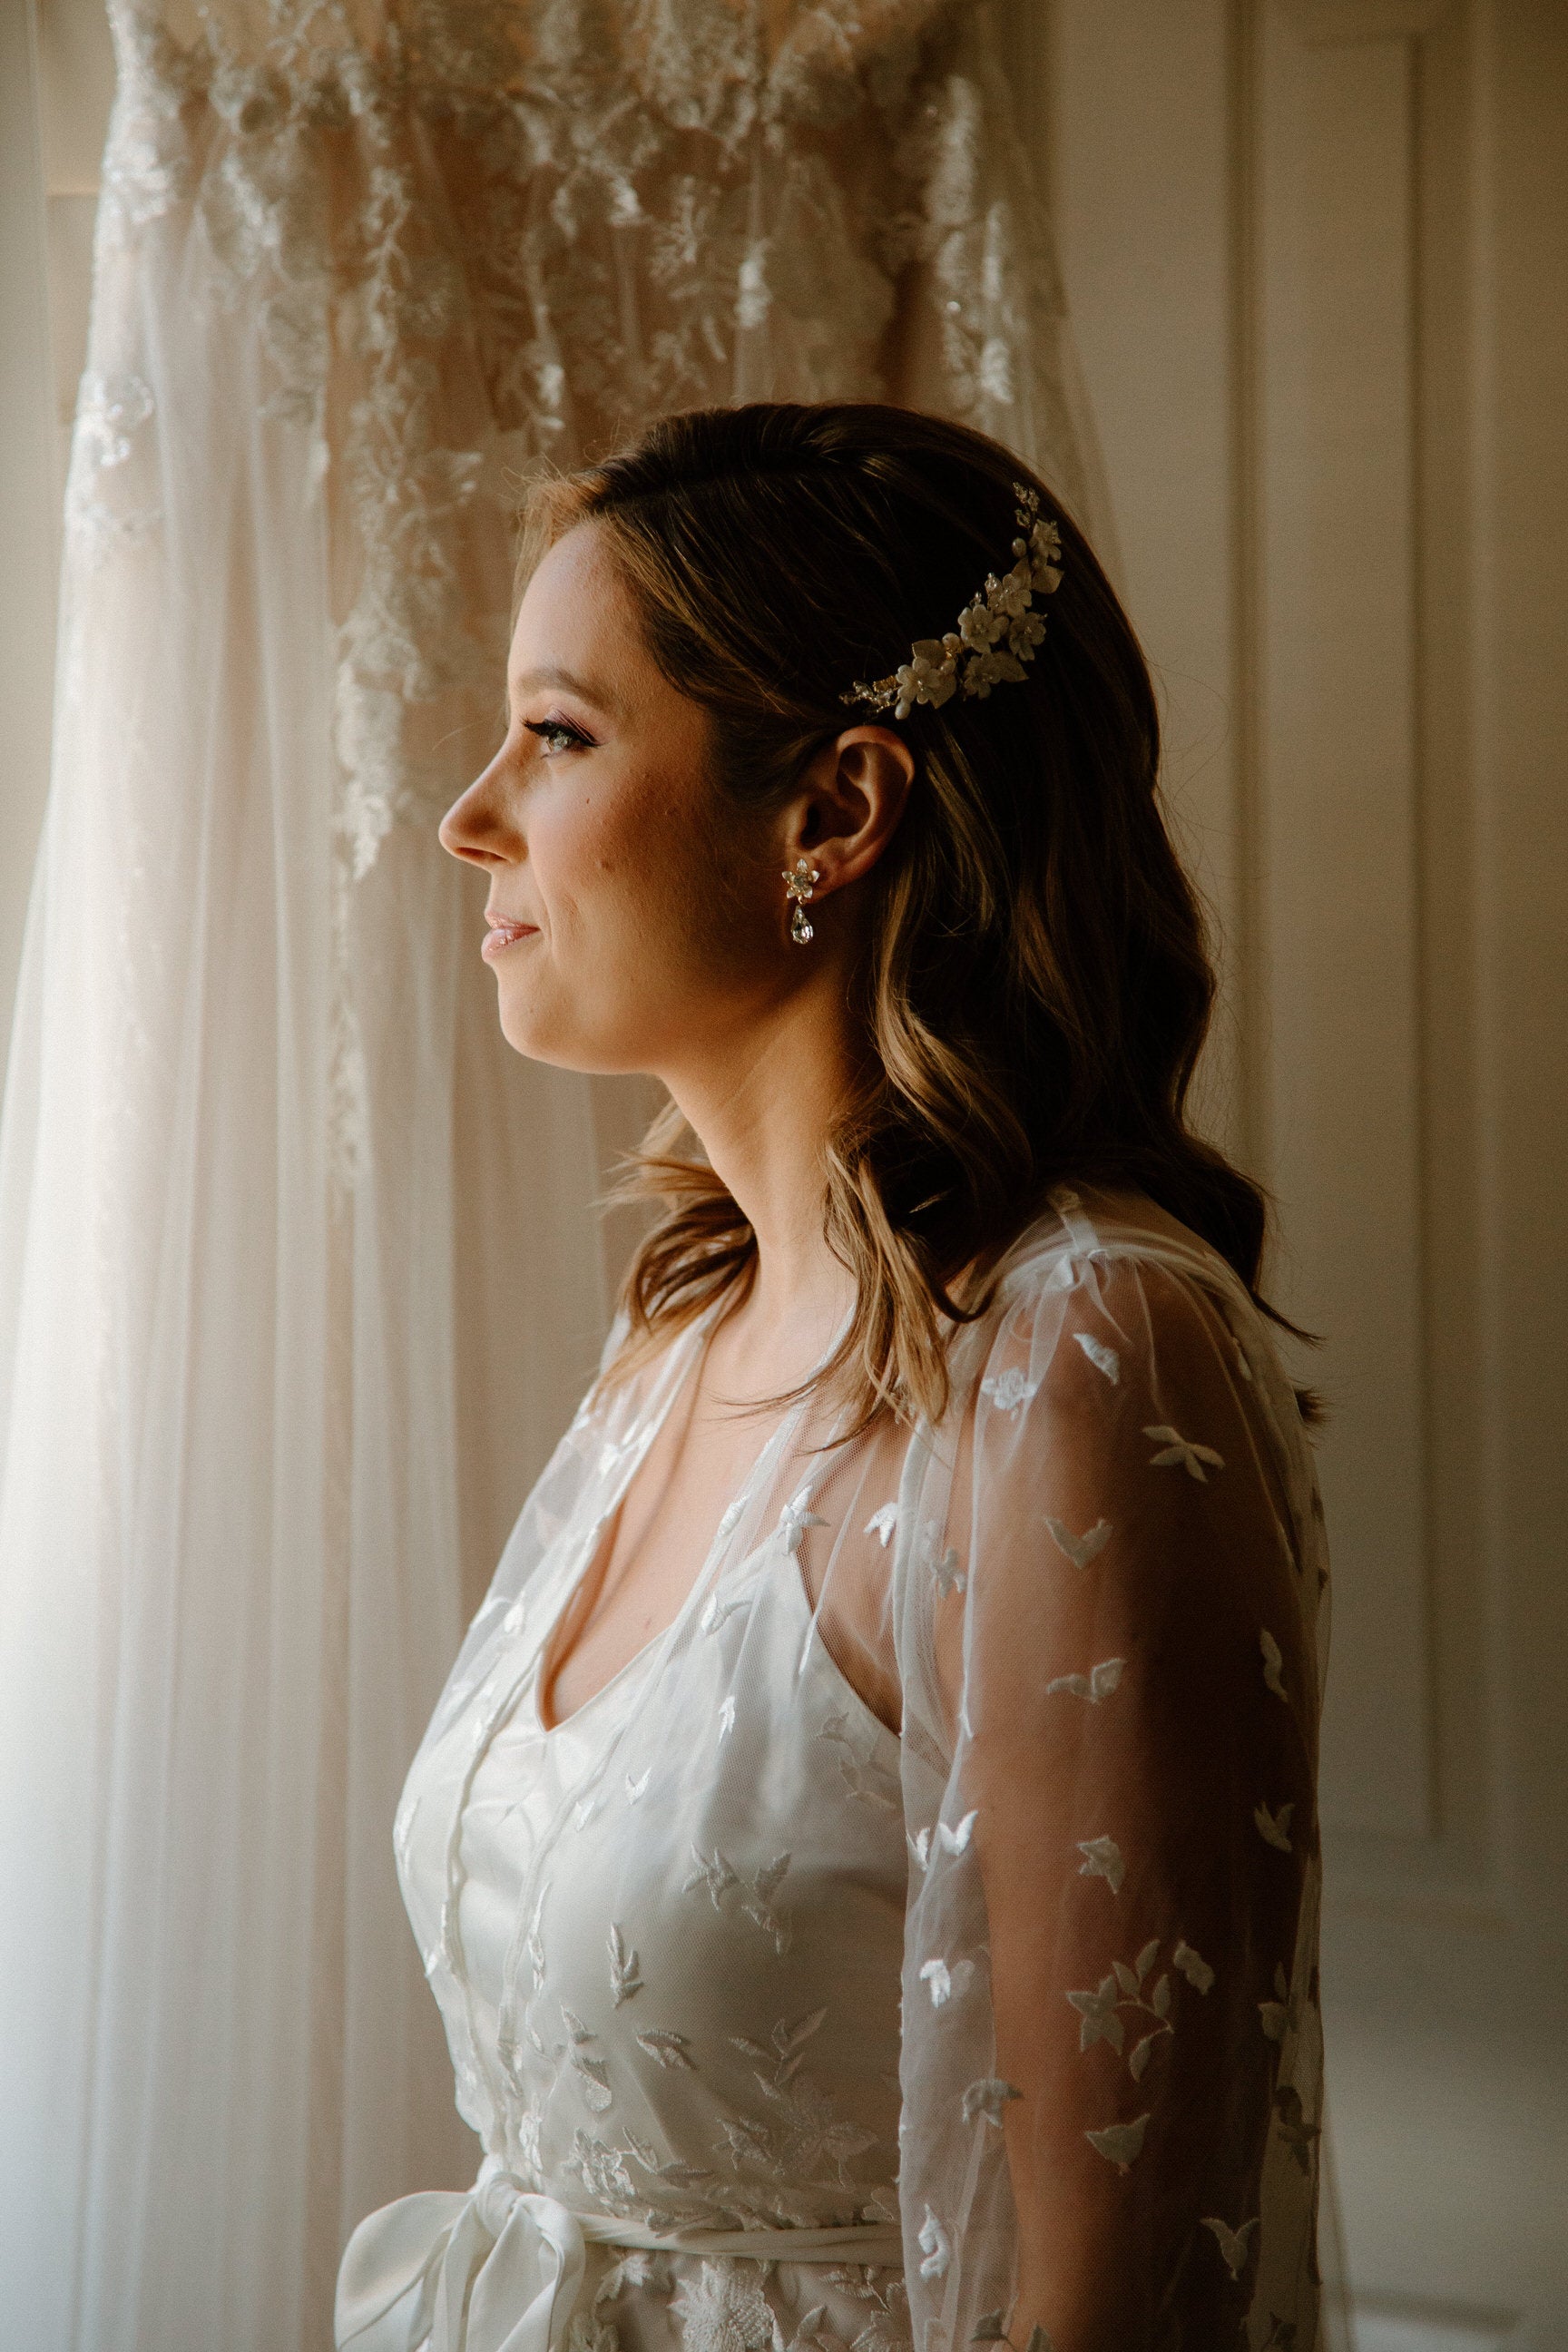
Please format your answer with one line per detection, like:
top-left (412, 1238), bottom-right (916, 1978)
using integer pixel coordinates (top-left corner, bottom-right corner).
top-left (338, 1190), bottom-right (1329, 2352)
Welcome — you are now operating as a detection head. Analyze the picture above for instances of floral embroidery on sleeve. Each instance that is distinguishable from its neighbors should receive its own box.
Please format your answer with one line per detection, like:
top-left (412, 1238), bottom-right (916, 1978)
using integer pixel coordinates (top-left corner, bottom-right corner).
top-left (1200, 2215), bottom-right (1259, 2278)
top-left (1084, 2112), bottom-right (1150, 2171)
top-left (1142, 1425), bottom-right (1226, 1480)
top-left (962, 2077), bottom-right (1023, 2126)
top-left (1260, 1628), bottom-right (1289, 1699)
top-left (981, 1368), bottom-right (1040, 1414)
top-left (919, 1955), bottom-right (975, 2007)
top-left (1075, 1835), bottom-right (1125, 1893)
top-left (1044, 1515), bottom-right (1112, 1568)
top-left (1073, 1330), bottom-right (1121, 1382)
top-left (1045, 1656), bottom-right (1124, 1703)
top-left (1253, 1800), bottom-right (1294, 1852)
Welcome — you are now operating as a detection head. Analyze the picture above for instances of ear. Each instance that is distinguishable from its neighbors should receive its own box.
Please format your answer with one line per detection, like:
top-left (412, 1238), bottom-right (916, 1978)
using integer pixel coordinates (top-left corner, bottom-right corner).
top-left (784, 726), bottom-right (916, 899)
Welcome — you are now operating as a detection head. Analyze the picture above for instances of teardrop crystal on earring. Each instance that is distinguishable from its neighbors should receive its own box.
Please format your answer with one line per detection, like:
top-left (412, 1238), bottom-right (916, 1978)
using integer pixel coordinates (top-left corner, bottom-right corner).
top-left (790, 904), bottom-right (814, 946)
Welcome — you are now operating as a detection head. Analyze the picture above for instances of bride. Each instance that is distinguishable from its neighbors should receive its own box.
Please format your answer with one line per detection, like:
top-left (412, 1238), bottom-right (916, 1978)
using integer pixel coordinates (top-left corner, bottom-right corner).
top-left (335, 402), bottom-right (1328, 2352)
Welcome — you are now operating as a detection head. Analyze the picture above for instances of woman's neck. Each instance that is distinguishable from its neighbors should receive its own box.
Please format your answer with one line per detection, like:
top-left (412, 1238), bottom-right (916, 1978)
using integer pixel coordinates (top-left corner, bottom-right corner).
top-left (663, 969), bottom-right (860, 1394)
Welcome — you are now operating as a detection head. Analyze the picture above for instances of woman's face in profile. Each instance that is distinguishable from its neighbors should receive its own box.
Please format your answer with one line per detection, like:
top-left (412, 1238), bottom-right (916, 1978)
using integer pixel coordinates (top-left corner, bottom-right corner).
top-left (439, 521), bottom-right (781, 1075)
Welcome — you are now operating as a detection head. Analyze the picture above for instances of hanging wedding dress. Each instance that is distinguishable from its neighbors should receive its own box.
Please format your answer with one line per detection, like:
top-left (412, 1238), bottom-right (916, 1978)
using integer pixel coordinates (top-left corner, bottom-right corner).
top-left (0, 8), bottom-right (1110, 2349)
top-left (339, 1188), bottom-right (1329, 2352)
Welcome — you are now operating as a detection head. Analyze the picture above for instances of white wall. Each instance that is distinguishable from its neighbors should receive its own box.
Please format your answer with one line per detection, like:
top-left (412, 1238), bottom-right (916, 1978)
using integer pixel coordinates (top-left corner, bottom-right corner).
top-left (1045, 2), bottom-right (1568, 2342)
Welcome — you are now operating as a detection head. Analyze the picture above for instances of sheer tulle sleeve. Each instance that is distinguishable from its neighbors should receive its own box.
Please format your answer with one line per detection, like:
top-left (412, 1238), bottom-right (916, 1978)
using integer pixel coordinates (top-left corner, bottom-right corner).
top-left (892, 1209), bottom-right (1328, 2352)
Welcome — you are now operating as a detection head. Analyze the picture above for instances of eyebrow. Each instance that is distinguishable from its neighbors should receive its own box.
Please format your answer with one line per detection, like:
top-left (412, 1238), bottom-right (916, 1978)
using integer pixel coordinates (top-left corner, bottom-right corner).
top-left (507, 662), bottom-right (619, 719)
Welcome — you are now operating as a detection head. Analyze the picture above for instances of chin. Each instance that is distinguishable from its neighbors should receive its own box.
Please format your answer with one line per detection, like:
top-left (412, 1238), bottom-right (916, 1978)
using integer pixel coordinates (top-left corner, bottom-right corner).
top-left (495, 990), bottom-right (645, 1078)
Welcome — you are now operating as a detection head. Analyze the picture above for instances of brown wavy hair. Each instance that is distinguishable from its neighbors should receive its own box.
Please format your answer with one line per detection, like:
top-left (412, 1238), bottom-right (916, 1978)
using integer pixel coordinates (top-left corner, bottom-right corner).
top-left (516, 401), bottom-right (1308, 1436)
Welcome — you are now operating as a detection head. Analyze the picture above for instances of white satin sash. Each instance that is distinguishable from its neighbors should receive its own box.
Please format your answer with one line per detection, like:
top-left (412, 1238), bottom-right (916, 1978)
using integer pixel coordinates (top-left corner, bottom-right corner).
top-left (336, 2158), bottom-right (906, 2352)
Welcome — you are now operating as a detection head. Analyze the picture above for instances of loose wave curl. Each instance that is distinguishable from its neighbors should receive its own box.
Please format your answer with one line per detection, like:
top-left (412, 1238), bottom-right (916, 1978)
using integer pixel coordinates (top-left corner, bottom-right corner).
top-left (516, 402), bottom-right (1310, 1437)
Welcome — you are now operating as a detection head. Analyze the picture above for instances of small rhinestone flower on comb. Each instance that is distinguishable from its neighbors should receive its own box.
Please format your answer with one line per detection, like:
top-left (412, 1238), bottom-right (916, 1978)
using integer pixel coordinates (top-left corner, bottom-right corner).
top-left (842, 484), bottom-right (1064, 723)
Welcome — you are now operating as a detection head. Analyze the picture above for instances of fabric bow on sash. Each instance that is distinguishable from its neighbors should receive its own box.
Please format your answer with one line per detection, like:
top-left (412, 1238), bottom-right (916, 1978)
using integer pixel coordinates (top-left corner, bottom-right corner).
top-left (336, 2164), bottom-right (593, 2352)
top-left (337, 2159), bottom-right (909, 2352)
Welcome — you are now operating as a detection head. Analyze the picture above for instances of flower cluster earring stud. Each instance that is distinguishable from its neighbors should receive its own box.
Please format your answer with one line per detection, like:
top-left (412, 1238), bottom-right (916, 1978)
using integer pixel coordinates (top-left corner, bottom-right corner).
top-left (783, 857), bottom-right (821, 945)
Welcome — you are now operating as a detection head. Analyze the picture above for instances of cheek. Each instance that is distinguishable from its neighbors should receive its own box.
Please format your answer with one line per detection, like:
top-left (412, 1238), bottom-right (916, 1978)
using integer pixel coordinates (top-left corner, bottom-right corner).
top-left (492, 784), bottom-right (772, 1073)
top-left (558, 773), bottom-right (725, 934)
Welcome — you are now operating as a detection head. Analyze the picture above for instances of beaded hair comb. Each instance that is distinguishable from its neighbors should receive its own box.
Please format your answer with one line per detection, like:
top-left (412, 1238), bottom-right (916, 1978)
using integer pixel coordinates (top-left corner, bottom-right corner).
top-left (841, 484), bottom-right (1064, 723)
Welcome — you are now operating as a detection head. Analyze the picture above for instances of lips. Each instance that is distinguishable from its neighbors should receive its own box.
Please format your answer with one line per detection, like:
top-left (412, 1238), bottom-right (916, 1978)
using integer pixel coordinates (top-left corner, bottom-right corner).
top-left (481, 914), bottom-right (539, 961)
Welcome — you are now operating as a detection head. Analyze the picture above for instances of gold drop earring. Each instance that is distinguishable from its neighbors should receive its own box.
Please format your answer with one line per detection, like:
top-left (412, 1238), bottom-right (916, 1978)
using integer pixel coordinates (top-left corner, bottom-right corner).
top-left (783, 857), bottom-right (821, 946)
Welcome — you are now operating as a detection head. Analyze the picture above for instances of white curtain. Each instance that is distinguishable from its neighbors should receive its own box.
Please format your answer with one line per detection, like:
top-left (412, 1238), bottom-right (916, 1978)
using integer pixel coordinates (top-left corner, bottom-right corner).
top-left (0, 4), bottom-right (1106, 2347)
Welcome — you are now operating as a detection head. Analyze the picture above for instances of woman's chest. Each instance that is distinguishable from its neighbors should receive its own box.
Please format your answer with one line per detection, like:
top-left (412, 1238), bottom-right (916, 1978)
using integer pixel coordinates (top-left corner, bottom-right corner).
top-left (398, 1530), bottom-right (911, 2221)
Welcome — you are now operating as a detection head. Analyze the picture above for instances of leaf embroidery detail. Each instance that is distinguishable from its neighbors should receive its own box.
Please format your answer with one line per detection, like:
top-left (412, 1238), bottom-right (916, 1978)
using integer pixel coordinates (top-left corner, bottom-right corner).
top-left (623, 2128), bottom-right (716, 2192)
top-left (779, 2304), bottom-right (835, 2352)
top-left (1076, 1835), bottom-right (1125, 1893)
top-left (916, 1518), bottom-right (965, 1595)
top-left (739, 1851), bottom-right (792, 1953)
top-left (607, 1923), bottom-right (642, 2005)
top-left (671, 2259), bottom-right (776, 2352)
top-left (1272, 2083), bottom-right (1320, 2172)
top-left (699, 1589), bottom-right (750, 1635)
top-left (961, 2076), bottom-right (1022, 2126)
top-left (715, 1496), bottom-right (747, 1543)
top-left (919, 1955), bottom-right (975, 2007)
top-left (502, 1600), bottom-right (526, 1636)
top-left (908, 1826), bottom-right (933, 1873)
top-left (778, 1486), bottom-right (828, 1556)
top-left (681, 1843), bottom-right (740, 1907)
top-left (1143, 1425), bottom-right (1226, 1480)
top-left (1047, 1656), bottom-right (1125, 1703)
top-left (1201, 2215), bottom-right (1259, 2278)
top-left (1260, 1628), bottom-right (1289, 1700)
top-left (937, 1809), bottom-right (978, 1856)
top-left (933, 1548), bottom-right (965, 1596)
top-left (1069, 1939), bottom-right (1178, 2073)
top-left (731, 2006), bottom-right (828, 2087)
top-left (594, 2247), bottom-right (676, 2309)
top-left (1045, 1515), bottom-right (1112, 1570)
top-left (981, 1367), bottom-right (1039, 1414)
top-left (1259, 1962), bottom-right (1297, 2043)
top-left (1073, 1331), bottom-right (1121, 1383)
top-left (1173, 1939), bottom-right (1216, 1994)
top-left (635, 2029), bottom-right (694, 2069)
top-left (1254, 1799), bottom-right (1295, 1852)
top-left (524, 1885), bottom-right (547, 1991)
top-left (916, 2206), bottom-right (951, 2279)
top-left (624, 1767), bottom-right (651, 1805)
top-left (864, 1503), bottom-right (899, 1547)
top-left (564, 2015), bottom-right (612, 2111)
top-left (818, 1710), bottom-right (900, 1811)
top-left (1085, 2112), bottom-right (1150, 2171)
top-left (1067, 1975), bottom-right (1124, 2054)
top-left (718, 1693), bottom-right (736, 1739)
top-left (567, 2129), bottom-right (635, 2208)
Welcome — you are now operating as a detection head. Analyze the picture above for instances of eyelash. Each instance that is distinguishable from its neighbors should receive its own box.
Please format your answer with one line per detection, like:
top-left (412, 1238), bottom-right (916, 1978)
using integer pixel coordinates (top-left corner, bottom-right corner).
top-left (523, 716), bottom-right (593, 756)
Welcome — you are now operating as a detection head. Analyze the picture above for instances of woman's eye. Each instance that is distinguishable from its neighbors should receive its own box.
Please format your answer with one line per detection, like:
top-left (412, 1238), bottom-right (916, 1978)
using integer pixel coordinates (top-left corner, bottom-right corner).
top-left (524, 717), bottom-right (591, 756)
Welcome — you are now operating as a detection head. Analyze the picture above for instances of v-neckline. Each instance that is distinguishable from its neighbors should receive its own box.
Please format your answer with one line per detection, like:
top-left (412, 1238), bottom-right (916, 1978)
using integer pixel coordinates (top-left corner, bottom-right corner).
top-left (530, 1303), bottom-right (788, 1739)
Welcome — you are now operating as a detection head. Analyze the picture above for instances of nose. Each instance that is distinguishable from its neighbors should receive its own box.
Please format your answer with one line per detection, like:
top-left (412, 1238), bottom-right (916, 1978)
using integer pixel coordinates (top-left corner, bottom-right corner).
top-left (438, 749), bottom-right (521, 869)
